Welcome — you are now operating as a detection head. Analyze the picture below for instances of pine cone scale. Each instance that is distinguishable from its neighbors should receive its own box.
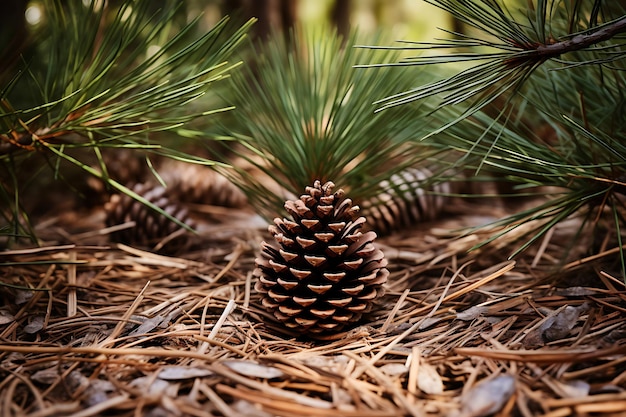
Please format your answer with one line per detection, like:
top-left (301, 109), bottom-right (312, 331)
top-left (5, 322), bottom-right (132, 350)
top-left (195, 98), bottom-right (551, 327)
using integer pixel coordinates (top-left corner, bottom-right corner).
top-left (279, 249), bottom-right (299, 262)
top-left (296, 236), bottom-right (316, 248)
top-left (322, 272), bottom-right (345, 282)
top-left (327, 297), bottom-right (352, 307)
top-left (341, 284), bottom-right (364, 295)
top-left (289, 268), bottom-right (311, 279)
top-left (276, 278), bottom-right (299, 290)
top-left (304, 255), bottom-right (326, 267)
top-left (268, 260), bottom-right (288, 272)
top-left (293, 296), bottom-right (317, 306)
top-left (307, 284), bottom-right (333, 294)
top-left (326, 245), bottom-right (348, 256)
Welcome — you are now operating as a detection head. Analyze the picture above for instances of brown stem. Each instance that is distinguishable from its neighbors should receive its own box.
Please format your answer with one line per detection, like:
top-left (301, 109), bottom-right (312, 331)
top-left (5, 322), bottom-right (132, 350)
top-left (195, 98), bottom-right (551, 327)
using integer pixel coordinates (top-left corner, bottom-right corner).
top-left (534, 16), bottom-right (626, 59)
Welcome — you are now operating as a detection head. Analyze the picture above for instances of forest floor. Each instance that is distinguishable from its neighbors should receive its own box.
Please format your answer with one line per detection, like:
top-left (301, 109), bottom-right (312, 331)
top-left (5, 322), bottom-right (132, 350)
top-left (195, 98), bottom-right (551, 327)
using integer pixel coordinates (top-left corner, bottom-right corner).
top-left (1, 196), bottom-right (626, 417)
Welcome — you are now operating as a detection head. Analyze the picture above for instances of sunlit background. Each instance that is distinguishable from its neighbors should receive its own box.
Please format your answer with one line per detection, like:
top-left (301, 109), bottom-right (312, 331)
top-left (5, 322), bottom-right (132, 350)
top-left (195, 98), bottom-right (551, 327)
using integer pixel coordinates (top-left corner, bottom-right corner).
top-left (8, 0), bottom-right (454, 47)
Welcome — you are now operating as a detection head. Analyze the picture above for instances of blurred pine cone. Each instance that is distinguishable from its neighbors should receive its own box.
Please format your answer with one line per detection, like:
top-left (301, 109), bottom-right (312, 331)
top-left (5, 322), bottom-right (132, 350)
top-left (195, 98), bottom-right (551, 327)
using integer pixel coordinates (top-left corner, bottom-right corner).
top-left (361, 167), bottom-right (451, 236)
top-left (89, 151), bottom-right (247, 210)
top-left (157, 159), bottom-right (248, 208)
top-left (254, 180), bottom-right (388, 337)
top-left (104, 183), bottom-right (193, 250)
top-left (87, 150), bottom-right (149, 199)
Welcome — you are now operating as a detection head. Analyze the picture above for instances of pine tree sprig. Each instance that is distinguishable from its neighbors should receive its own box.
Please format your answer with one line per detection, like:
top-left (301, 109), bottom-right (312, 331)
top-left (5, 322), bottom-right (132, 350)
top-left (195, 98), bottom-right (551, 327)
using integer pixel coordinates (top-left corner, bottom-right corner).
top-left (218, 26), bottom-right (444, 219)
top-left (1, 0), bottom-right (255, 243)
top-left (423, 104), bottom-right (626, 262)
top-left (357, 1), bottom-right (626, 116)
top-left (2, 5), bottom-right (254, 145)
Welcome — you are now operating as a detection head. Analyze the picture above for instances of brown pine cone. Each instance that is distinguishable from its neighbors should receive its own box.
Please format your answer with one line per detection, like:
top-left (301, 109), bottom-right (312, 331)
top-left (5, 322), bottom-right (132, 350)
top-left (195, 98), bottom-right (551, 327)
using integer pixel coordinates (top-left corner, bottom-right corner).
top-left (87, 149), bottom-right (149, 199)
top-left (360, 167), bottom-right (451, 236)
top-left (104, 183), bottom-right (194, 251)
top-left (254, 180), bottom-right (388, 337)
top-left (158, 160), bottom-right (248, 208)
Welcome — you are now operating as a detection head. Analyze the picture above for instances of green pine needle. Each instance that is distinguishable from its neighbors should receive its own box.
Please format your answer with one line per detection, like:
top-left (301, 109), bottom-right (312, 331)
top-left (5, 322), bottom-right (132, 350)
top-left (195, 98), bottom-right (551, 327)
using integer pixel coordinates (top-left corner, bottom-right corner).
top-left (218, 25), bottom-right (446, 219)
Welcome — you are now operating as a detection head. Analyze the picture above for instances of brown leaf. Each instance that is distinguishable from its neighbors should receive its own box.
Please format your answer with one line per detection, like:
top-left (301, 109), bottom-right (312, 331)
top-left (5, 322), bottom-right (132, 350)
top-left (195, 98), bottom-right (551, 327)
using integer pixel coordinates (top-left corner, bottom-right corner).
top-left (523, 303), bottom-right (588, 348)
top-left (543, 304), bottom-right (587, 342)
top-left (456, 306), bottom-right (489, 321)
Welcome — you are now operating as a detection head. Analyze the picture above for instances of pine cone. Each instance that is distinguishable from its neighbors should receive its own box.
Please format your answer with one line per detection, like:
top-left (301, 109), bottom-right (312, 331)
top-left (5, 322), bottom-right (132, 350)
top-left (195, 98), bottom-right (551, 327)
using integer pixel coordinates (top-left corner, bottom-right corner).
top-left (104, 183), bottom-right (193, 250)
top-left (157, 160), bottom-right (248, 208)
top-left (87, 149), bottom-right (149, 199)
top-left (254, 180), bottom-right (388, 337)
top-left (361, 167), bottom-right (451, 236)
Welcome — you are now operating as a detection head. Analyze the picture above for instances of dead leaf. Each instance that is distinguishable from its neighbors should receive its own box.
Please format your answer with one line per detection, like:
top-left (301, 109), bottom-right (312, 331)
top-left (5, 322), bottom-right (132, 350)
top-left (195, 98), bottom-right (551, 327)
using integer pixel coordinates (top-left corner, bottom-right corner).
top-left (419, 316), bottom-right (443, 329)
top-left (523, 304), bottom-right (588, 347)
top-left (66, 370), bottom-right (90, 393)
top-left (157, 366), bottom-right (213, 380)
top-left (232, 400), bottom-right (274, 417)
top-left (14, 289), bottom-right (33, 305)
top-left (130, 377), bottom-right (178, 397)
top-left (457, 306), bottom-right (489, 321)
top-left (543, 304), bottom-right (588, 342)
top-left (557, 379), bottom-right (590, 398)
top-left (0, 308), bottom-right (15, 324)
top-left (459, 375), bottom-right (515, 417)
top-left (301, 354), bottom-right (349, 373)
top-left (31, 367), bottom-right (60, 385)
top-left (129, 315), bottom-right (166, 336)
top-left (24, 316), bottom-right (44, 334)
top-left (379, 363), bottom-right (408, 377)
top-left (418, 363), bottom-right (444, 395)
top-left (222, 360), bottom-right (285, 379)
top-left (83, 379), bottom-right (116, 407)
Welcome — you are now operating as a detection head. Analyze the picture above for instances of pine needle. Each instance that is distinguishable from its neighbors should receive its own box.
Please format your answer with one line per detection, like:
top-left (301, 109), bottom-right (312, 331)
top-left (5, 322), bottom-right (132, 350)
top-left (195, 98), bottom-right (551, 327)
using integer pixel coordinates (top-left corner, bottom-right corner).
top-left (218, 25), bottom-right (445, 218)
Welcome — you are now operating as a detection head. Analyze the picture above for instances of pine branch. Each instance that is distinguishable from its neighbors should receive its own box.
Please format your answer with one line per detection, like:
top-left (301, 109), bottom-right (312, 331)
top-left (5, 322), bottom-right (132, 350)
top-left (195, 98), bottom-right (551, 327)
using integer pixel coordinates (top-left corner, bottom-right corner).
top-left (359, 0), bottom-right (626, 116)
top-left (0, 0), bottom-right (254, 243)
top-left (1, 5), bottom-right (253, 148)
top-left (530, 15), bottom-right (626, 59)
top-left (420, 99), bottom-right (626, 265)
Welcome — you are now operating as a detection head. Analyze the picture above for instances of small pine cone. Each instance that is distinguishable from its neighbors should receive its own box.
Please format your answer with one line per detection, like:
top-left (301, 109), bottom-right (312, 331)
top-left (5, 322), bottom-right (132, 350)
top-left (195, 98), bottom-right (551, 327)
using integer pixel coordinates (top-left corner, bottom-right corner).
top-left (361, 167), bottom-right (451, 236)
top-left (104, 183), bottom-right (193, 249)
top-left (254, 180), bottom-right (389, 337)
top-left (87, 150), bottom-right (149, 198)
top-left (158, 160), bottom-right (248, 208)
